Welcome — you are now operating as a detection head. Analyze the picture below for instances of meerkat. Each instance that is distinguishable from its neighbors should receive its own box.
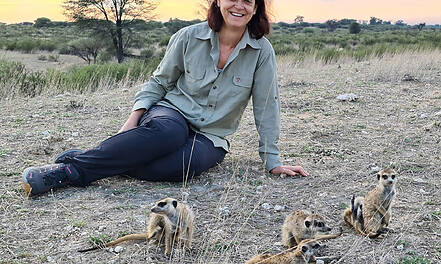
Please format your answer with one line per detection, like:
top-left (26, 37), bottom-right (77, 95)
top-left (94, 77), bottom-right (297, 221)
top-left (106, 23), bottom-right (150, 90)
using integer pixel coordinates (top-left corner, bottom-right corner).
top-left (281, 209), bottom-right (332, 248)
top-left (79, 197), bottom-right (194, 254)
top-left (246, 230), bottom-right (342, 264)
top-left (343, 168), bottom-right (397, 238)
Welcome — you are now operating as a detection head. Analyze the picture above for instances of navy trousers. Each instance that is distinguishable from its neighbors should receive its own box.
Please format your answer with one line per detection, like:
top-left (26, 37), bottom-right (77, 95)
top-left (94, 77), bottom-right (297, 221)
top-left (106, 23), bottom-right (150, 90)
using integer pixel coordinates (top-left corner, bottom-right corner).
top-left (64, 106), bottom-right (227, 186)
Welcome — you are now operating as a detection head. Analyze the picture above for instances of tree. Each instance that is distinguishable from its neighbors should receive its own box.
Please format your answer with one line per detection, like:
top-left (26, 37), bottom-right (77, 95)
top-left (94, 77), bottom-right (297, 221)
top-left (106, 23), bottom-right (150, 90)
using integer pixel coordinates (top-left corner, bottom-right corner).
top-left (294, 15), bottom-right (304, 24)
top-left (395, 20), bottom-right (404, 26)
top-left (68, 38), bottom-right (107, 64)
top-left (369, 17), bottom-right (382, 25)
top-left (325, 19), bottom-right (338, 32)
top-left (349, 22), bottom-right (361, 34)
top-left (417, 23), bottom-right (426, 31)
top-left (63, 0), bottom-right (158, 63)
top-left (34, 17), bottom-right (52, 28)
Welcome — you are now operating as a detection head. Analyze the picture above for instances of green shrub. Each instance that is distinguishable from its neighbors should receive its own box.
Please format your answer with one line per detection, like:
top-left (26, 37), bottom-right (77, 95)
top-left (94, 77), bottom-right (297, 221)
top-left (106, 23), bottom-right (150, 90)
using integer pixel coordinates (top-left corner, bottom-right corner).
top-left (302, 28), bottom-right (315, 34)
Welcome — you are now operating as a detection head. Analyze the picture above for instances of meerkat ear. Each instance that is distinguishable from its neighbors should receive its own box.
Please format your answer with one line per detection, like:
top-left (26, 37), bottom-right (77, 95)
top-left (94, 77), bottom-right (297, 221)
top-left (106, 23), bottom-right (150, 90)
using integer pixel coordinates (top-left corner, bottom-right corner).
top-left (305, 221), bottom-right (311, 227)
top-left (301, 246), bottom-right (308, 252)
top-left (172, 200), bottom-right (178, 208)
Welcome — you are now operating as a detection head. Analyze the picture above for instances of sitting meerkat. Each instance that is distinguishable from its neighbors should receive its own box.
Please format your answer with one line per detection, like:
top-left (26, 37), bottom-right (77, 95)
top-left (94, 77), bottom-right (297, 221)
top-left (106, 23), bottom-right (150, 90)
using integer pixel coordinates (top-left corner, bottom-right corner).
top-left (282, 209), bottom-right (332, 248)
top-left (79, 197), bottom-right (194, 254)
top-left (246, 231), bottom-right (342, 264)
top-left (344, 168), bottom-right (397, 238)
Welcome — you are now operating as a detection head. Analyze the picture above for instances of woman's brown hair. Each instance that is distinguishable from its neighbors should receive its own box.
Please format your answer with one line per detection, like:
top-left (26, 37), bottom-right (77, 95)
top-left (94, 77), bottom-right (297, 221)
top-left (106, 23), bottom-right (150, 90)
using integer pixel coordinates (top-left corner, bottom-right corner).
top-left (207, 0), bottom-right (270, 39)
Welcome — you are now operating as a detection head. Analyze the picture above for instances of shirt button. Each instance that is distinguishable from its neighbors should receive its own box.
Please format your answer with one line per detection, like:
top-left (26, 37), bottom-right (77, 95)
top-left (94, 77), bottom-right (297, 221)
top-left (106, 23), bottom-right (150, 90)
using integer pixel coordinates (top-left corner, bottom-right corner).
top-left (200, 117), bottom-right (205, 121)
top-left (209, 104), bottom-right (213, 107)
top-left (213, 86), bottom-right (217, 90)
top-left (186, 69), bottom-right (190, 73)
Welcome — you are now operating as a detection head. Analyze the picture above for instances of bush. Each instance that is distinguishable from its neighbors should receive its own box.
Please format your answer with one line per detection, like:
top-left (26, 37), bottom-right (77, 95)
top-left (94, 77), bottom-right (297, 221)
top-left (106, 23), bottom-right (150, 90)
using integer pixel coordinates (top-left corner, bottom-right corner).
top-left (302, 28), bottom-right (315, 34)
top-left (349, 22), bottom-right (361, 34)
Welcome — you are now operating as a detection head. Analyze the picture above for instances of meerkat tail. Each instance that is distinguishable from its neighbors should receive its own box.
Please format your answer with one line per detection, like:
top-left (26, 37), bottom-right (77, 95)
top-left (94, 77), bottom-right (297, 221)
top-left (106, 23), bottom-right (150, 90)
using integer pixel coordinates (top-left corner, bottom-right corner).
top-left (78, 233), bottom-right (147, 252)
top-left (312, 228), bottom-right (343, 242)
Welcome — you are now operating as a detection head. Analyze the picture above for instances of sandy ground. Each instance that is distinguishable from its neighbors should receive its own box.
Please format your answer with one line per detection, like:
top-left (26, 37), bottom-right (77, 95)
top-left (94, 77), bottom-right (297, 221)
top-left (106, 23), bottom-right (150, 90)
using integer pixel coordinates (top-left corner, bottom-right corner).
top-left (0, 50), bottom-right (440, 263)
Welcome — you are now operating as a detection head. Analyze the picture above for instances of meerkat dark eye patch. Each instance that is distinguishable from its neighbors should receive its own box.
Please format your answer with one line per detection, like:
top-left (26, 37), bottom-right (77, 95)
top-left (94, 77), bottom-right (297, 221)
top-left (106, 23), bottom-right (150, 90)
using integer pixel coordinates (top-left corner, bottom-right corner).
top-left (391, 175), bottom-right (395, 179)
top-left (382, 175), bottom-right (388, 180)
top-left (312, 243), bottom-right (321, 249)
top-left (317, 222), bottom-right (324, 227)
top-left (305, 221), bottom-right (311, 227)
top-left (301, 246), bottom-right (308, 252)
top-left (172, 200), bottom-right (178, 208)
top-left (158, 202), bottom-right (166, 207)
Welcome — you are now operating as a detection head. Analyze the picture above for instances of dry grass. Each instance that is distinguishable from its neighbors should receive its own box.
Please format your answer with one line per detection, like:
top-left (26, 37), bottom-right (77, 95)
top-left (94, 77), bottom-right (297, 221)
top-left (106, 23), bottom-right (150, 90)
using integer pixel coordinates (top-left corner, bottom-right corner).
top-left (0, 50), bottom-right (440, 263)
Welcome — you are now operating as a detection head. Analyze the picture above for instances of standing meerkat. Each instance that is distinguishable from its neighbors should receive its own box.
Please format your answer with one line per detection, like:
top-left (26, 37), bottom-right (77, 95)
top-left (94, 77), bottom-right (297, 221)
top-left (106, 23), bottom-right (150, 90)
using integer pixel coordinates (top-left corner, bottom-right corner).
top-left (281, 209), bottom-right (332, 248)
top-left (344, 168), bottom-right (397, 238)
top-left (246, 231), bottom-right (342, 264)
top-left (79, 197), bottom-right (194, 254)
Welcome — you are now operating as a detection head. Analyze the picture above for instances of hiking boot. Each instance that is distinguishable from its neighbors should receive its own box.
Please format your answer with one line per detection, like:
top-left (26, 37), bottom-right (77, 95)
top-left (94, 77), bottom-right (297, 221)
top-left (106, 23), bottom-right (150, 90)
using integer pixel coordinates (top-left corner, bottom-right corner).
top-left (22, 164), bottom-right (78, 197)
top-left (55, 149), bottom-right (84, 163)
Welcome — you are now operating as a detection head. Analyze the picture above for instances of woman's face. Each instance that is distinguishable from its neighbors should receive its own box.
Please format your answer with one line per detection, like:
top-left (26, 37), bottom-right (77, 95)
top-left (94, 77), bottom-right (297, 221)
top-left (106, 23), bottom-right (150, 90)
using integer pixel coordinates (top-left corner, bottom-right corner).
top-left (217, 0), bottom-right (257, 31)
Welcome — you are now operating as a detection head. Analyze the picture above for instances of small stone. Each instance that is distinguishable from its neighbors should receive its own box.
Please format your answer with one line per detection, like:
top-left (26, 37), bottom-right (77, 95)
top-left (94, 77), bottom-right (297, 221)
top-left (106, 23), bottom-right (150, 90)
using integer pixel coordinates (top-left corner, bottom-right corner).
top-left (218, 207), bottom-right (230, 217)
top-left (261, 203), bottom-right (272, 210)
top-left (420, 113), bottom-right (428, 119)
top-left (274, 205), bottom-right (285, 212)
top-left (114, 246), bottom-right (123, 253)
top-left (72, 132), bottom-right (79, 137)
top-left (98, 225), bottom-right (106, 232)
top-left (256, 186), bottom-right (263, 194)
top-left (336, 93), bottom-right (359, 102)
top-left (42, 130), bottom-right (51, 137)
top-left (370, 166), bottom-right (381, 173)
top-left (122, 88), bottom-right (129, 92)
top-left (419, 188), bottom-right (426, 194)
top-left (66, 137), bottom-right (74, 142)
top-left (397, 244), bottom-right (404, 250)
top-left (67, 256), bottom-right (74, 260)
top-left (47, 256), bottom-right (54, 262)
top-left (181, 191), bottom-right (189, 201)
top-left (414, 178), bottom-right (425, 183)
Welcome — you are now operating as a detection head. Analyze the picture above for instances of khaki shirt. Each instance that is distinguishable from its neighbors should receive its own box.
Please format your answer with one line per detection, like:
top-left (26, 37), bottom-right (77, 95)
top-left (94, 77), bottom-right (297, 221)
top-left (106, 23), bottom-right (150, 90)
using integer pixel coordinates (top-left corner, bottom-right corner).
top-left (133, 22), bottom-right (281, 171)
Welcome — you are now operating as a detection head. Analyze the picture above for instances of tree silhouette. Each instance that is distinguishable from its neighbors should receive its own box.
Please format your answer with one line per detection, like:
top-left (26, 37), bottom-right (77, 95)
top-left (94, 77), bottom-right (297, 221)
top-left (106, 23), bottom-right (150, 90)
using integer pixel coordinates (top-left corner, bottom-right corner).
top-left (63, 0), bottom-right (158, 63)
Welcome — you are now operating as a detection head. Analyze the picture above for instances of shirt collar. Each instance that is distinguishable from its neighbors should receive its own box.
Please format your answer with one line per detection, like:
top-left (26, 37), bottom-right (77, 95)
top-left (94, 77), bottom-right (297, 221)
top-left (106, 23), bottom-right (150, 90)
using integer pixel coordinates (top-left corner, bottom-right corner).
top-left (195, 24), bottom-right (261, 50)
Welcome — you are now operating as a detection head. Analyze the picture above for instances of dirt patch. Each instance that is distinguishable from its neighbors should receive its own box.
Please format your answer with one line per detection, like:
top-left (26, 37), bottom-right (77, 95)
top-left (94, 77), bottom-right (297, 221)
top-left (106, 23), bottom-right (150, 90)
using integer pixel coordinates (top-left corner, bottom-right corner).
top-left (0, 50), bottom-right (87, 72)
top-left (1, 52), bottom-right (440, 263)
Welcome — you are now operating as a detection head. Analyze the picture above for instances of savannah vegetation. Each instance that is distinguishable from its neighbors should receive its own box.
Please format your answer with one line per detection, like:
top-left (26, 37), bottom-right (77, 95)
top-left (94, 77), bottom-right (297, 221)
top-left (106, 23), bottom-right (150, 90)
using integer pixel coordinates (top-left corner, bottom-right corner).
top-left (0, 14), bottom-right (440, 98)
top-left (0, 6), bottom-right (440, 264)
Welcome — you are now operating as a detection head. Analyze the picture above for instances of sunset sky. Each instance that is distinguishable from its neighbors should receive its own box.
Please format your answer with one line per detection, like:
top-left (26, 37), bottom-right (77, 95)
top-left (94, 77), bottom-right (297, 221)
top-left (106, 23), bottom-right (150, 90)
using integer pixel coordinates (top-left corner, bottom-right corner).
top-left (0, 0), bottom-right (440, 25)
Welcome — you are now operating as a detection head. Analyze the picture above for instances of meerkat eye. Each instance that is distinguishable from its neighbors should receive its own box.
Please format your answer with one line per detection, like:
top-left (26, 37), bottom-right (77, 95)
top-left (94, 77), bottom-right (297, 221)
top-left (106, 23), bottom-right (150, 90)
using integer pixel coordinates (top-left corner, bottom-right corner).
top-left (313, 243), bottom-right (321, 249)
top-left (172, 200), bottom-right (178, 208)
top-left (305, 221), bottom-right (311, 227)
top-left (317, 222), bottom-right (324, 227)
top-left (391, 175), bottom-right (396, 179)
top-left (382, 175), bottom-right (388, 180)
top-left (301, 246), bottom-right (308, 252)
top-left (158, 202), bottom-right (166, 207)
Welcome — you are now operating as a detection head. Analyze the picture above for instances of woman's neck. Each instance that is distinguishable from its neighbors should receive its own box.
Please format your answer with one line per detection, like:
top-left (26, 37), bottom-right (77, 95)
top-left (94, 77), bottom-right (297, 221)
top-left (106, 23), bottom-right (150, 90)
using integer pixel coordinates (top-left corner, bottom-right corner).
top-left (219, 25), bottom-right (246, 49)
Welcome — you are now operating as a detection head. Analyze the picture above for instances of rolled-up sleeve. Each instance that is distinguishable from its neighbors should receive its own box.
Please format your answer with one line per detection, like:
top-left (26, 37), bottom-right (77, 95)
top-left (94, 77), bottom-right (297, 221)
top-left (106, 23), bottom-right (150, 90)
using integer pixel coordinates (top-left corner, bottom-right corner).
top-left (132, 29), bottom-right (187, 111)
top-left (252, 47), bottom-right (281, 172)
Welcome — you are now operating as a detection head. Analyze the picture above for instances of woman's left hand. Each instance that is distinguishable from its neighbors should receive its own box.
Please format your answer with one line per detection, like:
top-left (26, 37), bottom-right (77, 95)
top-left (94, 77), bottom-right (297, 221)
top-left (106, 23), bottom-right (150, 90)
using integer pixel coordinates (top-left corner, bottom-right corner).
top-left (270, 165), bottom-right (309, 177)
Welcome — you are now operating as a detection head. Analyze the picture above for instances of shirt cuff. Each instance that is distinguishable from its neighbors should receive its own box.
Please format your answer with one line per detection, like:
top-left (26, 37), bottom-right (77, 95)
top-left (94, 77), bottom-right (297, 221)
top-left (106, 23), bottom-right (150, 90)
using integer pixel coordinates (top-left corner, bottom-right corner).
top-left (132, 100), bottom-right (154, 112)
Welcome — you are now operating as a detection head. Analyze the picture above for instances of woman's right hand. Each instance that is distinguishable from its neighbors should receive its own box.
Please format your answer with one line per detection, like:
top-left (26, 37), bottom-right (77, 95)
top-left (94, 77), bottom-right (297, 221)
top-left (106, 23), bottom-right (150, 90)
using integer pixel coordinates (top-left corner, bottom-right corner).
top-left (118, 109), bottom-right (146, 133)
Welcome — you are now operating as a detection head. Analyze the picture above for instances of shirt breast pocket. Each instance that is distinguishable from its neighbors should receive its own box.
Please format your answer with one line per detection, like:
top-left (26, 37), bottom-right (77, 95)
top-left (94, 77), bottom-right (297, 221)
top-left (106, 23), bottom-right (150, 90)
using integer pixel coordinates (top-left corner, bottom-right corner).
top-left (183, 61), bottom-right (206, 95)
top-left (232, 75), bottom-right (253, 96)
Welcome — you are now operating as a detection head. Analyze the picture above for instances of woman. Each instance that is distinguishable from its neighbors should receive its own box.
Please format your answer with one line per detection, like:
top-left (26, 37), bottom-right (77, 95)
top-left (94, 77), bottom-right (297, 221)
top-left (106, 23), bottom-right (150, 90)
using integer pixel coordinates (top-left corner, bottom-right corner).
top-left (22, 0), bottom-right (308, 197)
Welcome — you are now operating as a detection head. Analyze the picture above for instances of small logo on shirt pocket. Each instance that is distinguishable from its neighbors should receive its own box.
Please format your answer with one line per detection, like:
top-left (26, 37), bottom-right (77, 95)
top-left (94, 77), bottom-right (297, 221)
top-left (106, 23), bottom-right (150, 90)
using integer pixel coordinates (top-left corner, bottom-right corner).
top-left (232, 75), bottom-right (252, 88)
